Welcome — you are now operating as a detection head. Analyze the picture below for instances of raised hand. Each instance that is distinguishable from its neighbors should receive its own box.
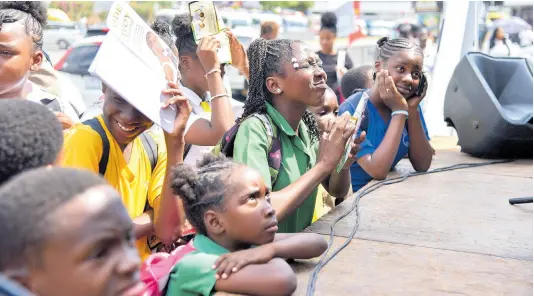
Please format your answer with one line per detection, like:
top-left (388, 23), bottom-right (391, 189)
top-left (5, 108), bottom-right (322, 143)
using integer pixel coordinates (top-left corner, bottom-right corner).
top-left (316, 113), bottom-right (357, 172)
top-left (161, 81), bottom-right (192, 138)
top-left (197, 36), bottom-right (221, 73)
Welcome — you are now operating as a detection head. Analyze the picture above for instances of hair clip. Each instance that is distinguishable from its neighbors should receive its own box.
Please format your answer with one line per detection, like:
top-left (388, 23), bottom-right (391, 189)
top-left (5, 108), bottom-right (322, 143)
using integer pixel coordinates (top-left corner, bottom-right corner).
top-left (291, 57), bottom-right (299, 69)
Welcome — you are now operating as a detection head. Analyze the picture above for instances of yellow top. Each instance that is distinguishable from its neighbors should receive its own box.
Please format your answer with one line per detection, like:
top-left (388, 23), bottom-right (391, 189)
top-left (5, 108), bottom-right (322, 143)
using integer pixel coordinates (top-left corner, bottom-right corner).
top-left (62, 116), bottom-right (168, 260)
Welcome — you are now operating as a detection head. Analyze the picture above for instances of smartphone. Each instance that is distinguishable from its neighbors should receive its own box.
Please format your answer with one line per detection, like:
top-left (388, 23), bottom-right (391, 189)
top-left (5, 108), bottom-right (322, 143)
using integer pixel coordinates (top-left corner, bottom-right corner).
top-left (413, 72), bottom-right (427, 97)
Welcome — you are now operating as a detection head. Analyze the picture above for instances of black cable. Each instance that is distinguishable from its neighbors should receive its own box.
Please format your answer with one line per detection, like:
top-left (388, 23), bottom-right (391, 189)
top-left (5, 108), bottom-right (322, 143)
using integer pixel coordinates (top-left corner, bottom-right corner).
top-left (306, 159), bottom-right (513, 296)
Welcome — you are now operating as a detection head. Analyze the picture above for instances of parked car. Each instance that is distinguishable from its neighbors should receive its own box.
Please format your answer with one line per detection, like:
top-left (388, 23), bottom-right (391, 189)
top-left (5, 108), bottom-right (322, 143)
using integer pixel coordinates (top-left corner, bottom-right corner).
top-left (85, 25), bottom-right (109, 38)
top-left (54, 36), bottom-right (105, 108)
top-left (43, 21), bottom-right (84, 50)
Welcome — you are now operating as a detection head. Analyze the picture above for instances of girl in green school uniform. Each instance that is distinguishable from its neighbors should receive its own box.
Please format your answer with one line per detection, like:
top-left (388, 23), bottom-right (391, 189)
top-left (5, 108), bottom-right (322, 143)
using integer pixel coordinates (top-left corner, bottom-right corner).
top-left (167, 154), bottom-right (328, 296)
top-left (231, 38), bottom-right (365, 233)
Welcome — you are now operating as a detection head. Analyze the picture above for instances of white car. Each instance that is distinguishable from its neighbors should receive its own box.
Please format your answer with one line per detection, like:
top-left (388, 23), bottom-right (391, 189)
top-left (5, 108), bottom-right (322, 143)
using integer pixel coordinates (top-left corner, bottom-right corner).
top-left (43, 21), bottom-right (84, 50)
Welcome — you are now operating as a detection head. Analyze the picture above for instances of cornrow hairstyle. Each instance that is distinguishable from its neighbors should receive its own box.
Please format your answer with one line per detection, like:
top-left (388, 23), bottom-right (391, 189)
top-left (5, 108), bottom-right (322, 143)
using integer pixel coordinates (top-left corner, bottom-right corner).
top-left (0, 1), bottom-right (47, 50)
top-left (0, 99), bottom-right (63, 185)
top-left (0, 167), bottom-right (106, 270)
top-left (238, 38), bottom-right (320, 143)
top-left (320, 12), bottom-right (337, 35)
top-left (341, 65), bottom-right (374, 99)
top-left (150, 20), bottom-right (175, 49)
top-left (171, 13), bottom-right (197, 56)
top-left (376, 37), bottom-right (424, 63)
top-left (171, 154), bottom-right (240, 235)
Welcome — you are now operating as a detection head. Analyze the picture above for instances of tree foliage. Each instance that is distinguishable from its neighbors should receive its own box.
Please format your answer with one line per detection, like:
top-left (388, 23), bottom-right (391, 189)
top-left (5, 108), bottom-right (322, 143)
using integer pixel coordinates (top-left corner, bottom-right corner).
top-left (260, 1), bottom-right (314, 13)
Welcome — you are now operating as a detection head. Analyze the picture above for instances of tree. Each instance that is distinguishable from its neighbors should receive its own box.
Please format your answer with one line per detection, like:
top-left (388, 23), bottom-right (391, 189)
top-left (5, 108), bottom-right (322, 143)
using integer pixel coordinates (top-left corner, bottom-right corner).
top-left (260, 1), bottom-right (315, 13)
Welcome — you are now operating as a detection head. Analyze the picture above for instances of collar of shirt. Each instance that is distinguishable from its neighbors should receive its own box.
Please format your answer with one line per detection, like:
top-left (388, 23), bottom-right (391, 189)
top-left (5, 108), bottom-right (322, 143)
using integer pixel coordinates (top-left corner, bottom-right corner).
top-left (178, 81), bottom-right (209, 106)
top-left (193, 234), bottom-right (229, 256)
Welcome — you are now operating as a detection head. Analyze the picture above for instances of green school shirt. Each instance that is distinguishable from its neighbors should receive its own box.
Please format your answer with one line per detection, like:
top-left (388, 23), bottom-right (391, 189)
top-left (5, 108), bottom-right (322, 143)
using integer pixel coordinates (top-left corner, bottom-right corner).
top-left (233, 103), bottom-right (319, 233)
top-left (166, 234), bottom-right (230, 296)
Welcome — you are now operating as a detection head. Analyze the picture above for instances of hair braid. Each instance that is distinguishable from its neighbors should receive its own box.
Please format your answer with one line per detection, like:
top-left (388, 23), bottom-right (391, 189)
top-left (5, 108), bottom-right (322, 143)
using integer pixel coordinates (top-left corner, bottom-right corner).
top-left (171, 154), bottom-right (240, 235)
top-left (376, 37), bottom-right (423, 62)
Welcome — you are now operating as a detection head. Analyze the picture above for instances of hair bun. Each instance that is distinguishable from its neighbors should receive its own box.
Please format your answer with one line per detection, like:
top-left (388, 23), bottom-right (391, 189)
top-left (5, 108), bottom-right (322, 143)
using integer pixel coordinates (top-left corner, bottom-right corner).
top-left (171, 13), bottom-right (193, 38)
top-left (377, 37), bottom-right (389, 48)
top-left (0, 1), bottom-right (47, 26)
top-left (320, 12), bottom-right (337, 29)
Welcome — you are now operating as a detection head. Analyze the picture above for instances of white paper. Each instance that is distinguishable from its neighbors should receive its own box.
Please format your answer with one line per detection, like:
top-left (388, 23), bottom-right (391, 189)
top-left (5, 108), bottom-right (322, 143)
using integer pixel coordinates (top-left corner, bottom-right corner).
top-left (89, 1), bottom-right (181, 133)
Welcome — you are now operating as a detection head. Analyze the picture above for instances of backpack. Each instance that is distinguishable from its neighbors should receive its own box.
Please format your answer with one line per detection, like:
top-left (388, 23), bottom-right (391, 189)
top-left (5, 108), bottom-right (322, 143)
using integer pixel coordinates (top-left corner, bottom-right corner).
top-left (140, 240), bottom-right (197, 296)
top-left (83, 118), bottom-right (159, 175)
top-left (213, 113), bottom-right (282, 187)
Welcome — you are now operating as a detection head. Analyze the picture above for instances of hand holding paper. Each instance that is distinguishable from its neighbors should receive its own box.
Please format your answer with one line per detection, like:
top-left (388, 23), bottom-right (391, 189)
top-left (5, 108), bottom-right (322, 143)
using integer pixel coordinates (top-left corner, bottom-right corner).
top-left (161, 82), bottom-right (192, 138)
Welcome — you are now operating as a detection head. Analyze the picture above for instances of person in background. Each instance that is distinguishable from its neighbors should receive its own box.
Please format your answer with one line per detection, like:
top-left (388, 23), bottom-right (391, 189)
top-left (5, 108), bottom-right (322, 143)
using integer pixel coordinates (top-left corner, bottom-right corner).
top-left (316, 12), bottom-right (354, 102)
top-left (418, 27), bottom-right (437, 74)
top-left (488, 26), bottom-right (520, 57)
top-left (0, 1), bottom-right (79, 129)
top-left (308, 87), bottom-right (354, 221)
top-left (166, 154), bottom-right (327, 296)
top-left (0, 99), bottom-right (63, 185)
top-left (0, 167), bottom-right (145, 296)
top-left (339, 37), bottom-right (434, 193)
top-left (340, 65), bottom-right (374, 100)
top-left (172, 13), bottom-right (249, 166)
top-left (260, 21), bottom-right (280, 40)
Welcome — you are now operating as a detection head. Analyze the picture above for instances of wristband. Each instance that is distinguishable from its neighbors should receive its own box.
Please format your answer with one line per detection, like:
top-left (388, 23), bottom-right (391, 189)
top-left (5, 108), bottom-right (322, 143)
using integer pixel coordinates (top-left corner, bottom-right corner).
top-left (204, 68), bottom-right (221, 78)
top-left (210, 93), bottom-right (229, 101)
top-left (391, 110), bottom-right (409, 118)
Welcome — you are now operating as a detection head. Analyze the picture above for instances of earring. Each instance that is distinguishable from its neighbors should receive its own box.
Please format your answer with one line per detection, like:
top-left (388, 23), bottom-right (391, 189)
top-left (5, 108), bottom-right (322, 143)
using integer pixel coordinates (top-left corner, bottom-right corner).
top-left (409, 85), bottom-right (412, 91)
top-left (291, 57), bottom-right (299, 69)
top-left (372, 69), bottom-right (377, 81)
top-left (276, 88), bottom-right (282, 94)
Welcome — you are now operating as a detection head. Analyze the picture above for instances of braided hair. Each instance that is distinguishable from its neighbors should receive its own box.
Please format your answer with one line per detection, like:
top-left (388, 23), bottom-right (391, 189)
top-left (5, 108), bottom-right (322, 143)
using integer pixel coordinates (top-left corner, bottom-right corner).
top-left (239, 38), bottom-right (320, 142)
top-left (376, 37), bottom-right (423, 63)
top-left (0, 1), bottom-right (47, 51)
top-left (171, 154), bottom-right (240, 235)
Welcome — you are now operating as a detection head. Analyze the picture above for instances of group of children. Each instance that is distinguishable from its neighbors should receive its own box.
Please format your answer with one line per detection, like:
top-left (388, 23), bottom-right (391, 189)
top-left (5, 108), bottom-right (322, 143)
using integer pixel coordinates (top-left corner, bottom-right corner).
top-left (0, 2), bottom-right (434, 295)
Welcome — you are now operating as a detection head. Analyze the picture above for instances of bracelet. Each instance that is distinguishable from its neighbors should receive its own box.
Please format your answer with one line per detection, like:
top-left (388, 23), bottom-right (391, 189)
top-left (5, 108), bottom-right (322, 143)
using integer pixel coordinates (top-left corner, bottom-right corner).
top-left (391, 110), bottom-right (409, 118)
top-left (204, 68), bottom-right (221, 78)
top-left (210, 93), bottom-right (229, 101)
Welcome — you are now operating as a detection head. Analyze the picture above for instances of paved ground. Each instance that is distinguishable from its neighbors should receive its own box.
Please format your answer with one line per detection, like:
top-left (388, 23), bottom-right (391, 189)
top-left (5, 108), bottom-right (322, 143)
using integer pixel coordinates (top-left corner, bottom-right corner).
top-left (294, 136), bottom-right (533, 295)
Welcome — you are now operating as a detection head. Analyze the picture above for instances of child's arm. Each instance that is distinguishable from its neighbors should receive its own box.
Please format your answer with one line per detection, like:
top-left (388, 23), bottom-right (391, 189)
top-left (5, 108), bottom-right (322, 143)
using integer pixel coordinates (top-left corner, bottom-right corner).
top-left (184, 36), bottom-right (235, 147)
top-left (213, 233), bottom-right (327, 279)
top-left (153, 83), bottom-right (192, 245)
top-left (357, 71), bottom-right (409, 180)
top-left (357, 115), bottom-right (406, 180)
top-left (214, 258), bottom-right (297, 296)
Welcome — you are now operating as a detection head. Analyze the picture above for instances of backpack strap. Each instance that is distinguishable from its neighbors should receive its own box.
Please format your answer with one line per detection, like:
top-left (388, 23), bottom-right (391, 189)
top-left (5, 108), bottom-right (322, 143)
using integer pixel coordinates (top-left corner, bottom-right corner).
top-left (140, 132), bottom-right (158, 173)
top-left (251, 114), bottom-right (282, 187)
top-left (83, 118), bottom-right (109, 176)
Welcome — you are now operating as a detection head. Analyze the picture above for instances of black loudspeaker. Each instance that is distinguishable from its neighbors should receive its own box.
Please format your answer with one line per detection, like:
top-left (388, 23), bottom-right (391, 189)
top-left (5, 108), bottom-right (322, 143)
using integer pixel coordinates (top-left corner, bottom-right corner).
top-left (444, 52), bottom-right (533, 158)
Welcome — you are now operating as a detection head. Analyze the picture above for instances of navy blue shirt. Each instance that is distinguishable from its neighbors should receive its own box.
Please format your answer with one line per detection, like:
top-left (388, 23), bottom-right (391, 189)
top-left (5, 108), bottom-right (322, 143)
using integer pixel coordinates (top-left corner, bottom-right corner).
top-left (338, 91), bottom-right (430, 192)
